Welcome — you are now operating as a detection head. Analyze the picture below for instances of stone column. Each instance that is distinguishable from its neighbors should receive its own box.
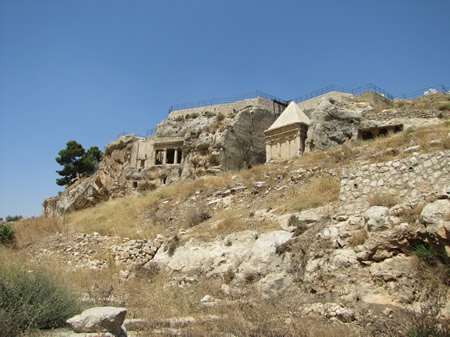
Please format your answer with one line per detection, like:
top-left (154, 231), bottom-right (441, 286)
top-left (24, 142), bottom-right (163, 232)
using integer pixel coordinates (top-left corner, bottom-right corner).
top-left (174, 149), bottom-right (178, 164)
top-left (163, 149), bottom-right (167, 165)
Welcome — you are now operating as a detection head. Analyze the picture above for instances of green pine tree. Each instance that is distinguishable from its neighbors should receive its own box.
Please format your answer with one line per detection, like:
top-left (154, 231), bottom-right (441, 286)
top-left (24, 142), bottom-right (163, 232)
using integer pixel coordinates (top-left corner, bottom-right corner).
top-left (55, 141), bottom-right (103, 186)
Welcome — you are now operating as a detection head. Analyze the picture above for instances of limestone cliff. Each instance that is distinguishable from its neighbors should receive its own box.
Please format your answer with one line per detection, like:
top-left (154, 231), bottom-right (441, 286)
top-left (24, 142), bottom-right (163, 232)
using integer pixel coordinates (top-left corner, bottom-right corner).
top-left (43, 92), bottom-right (448, 217)
top-left (43, 98), bottom-right (283, 216)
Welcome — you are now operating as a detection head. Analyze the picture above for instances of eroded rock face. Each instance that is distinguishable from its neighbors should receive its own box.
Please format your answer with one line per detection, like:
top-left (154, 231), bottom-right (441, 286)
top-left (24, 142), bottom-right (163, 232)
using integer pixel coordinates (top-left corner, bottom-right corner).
top-left (216, 108), bottom-right (275, 170)
top-left (43, 178), bottom-right (99, 217)
top-left (44, 100), bottom-right (279, 216)
top-left (304, 94), bottom-right (405, 151)
top-left (153, 230), bottom-right (293, 296)
top-left (305, 97), bottom-right (363, 150)
top-left (290, 197), bottom-right (450, 318)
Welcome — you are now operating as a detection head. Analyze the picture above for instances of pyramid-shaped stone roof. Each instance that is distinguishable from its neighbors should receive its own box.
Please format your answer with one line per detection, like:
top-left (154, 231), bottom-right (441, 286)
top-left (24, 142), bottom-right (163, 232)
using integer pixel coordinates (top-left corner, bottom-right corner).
top-left (266, 101), bottom-right (311, 132)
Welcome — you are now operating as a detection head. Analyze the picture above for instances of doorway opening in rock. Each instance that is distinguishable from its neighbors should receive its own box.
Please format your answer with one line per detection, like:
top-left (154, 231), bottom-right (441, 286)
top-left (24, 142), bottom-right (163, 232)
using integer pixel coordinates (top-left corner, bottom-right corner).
top-left (133, 181), bottom-right (138, 189)
top-left (166, 149), bottom-right (175, 164)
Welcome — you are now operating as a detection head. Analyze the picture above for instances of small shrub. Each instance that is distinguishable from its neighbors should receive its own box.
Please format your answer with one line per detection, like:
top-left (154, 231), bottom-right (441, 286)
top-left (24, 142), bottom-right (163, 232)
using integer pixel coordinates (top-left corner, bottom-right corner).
top-left (0, 264), bottom-right (80, 336)
top-left (216, 112), bottom-right (225, 122)
top-left (411, 243), bottom-right (437, 259)
top-left (174, 115), bottom-right (184, 122)
top-left (368, 192), bottom-right (400, 207)
top-left (349, 228), bottom-right (368, 247)
top-left (437, 103), bottom-right (450, 111)
top-left (275, 241), bottom-right (292, 255)
top-left (203, 110), bottom-right (215, 117)
top-left (288, 215), bottom-right (308, 237)
top-left (406, 300), bottom-right (449, 337)
top-left (0, 223), bottom-right (15, 245)
top-left (165, 235), bottom-right (179, 257)
top-left (185, 205), bottom-right (210, 228)
top-left (185, 112), bottom-right (199, 119)
top-left (396, 101), bottom-right (406, 108)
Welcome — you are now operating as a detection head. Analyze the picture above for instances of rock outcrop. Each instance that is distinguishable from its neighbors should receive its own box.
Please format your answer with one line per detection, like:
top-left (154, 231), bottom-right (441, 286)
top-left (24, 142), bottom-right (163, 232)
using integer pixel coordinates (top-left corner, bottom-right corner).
top-left (152, 230), bottom-right (293, 297)
top-left (44, 98), bottom-right (282, 216)
top-left (43, 91), bottom-right (447, 217)
top-left (66, 307), bottom-right (128, 336)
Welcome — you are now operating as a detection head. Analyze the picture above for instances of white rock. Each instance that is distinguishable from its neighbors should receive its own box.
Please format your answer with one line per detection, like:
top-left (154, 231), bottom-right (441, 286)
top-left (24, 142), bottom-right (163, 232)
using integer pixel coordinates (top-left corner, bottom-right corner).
top-left (329, 249), bottom-right (358, 271)
top-left (421, 199), bottom-right (450, 238)
top-left (66, 307), bottom-right (127, 336)
top-left (365, 206), bottom-right (390, 232)
top-left (421, 200), bottom-right (450, 225)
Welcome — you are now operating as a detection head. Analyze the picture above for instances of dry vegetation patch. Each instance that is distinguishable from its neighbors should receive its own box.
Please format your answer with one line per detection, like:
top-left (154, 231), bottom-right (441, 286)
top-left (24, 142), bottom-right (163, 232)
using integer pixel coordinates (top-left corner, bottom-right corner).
top-left (13, 216), bottom-right (63, 248)
top-left (368, 192), bottom-right (400, 208)
top-left (289, 175), bottom-right (340, 211)
top-left (349, 228), bottom-right (368, 247)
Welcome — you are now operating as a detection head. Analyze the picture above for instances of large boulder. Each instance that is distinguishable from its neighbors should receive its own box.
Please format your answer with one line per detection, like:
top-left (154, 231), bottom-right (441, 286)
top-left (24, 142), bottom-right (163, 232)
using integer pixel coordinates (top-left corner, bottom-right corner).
top-left (364, 206), bottom-right (391, 232)
top-left (421, 199), bottom-right (450, 238)
top-left (306, 97), bottom-right (362, 150)
top-left (216, 108), bottom-right (276, 170)
top-left (66, 306), bottom-right (127, 336)
top-left (43, 178), bottom-right (97, 217)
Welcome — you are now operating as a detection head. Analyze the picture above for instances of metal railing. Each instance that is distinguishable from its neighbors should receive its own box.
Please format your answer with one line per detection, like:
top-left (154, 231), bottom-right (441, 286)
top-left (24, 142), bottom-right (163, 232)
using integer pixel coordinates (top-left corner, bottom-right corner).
top-left (168, 90), bottom-right (288, 113)
top-left (117, 131), bottom-right (145, 138)
top-left (291, 83), bottom-right (394, 102)
top-left (396, 84), bottom-right (449, 100)
top-left (121, 84), bottom-right (447, 139)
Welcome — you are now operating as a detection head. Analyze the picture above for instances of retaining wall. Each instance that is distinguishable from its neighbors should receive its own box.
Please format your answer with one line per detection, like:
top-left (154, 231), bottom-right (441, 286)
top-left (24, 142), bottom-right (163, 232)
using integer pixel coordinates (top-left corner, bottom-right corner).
top-left (363, 109), bottom-right (448, 121)
top-left (167, 97), bottom-right (286, 120)
top-left (339, 150), bottom-right (449, 211)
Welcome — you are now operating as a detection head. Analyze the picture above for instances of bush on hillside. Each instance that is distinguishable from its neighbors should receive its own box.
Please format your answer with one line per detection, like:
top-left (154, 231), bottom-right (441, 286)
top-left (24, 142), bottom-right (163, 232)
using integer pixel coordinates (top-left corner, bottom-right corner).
top-left (0, 264), bottom-right (80, 337)
top-left (0, 223), bottom-right (15, 245)
top-left (5, 215), bottom-right (23, 222)
top-left (368, 192), bottom-right (399, 208)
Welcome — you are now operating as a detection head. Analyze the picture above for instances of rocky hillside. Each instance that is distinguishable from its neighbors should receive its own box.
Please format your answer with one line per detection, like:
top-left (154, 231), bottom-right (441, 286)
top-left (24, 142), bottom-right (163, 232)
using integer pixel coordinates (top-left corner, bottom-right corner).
top-left (43, 92), bottom-right (449, 218)
top-left (9, 98), bottom-right (449, 336)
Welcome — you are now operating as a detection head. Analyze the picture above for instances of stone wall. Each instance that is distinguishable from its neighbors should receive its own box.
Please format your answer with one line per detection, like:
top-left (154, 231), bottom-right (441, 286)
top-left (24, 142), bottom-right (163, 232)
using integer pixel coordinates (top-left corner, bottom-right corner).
top-left (363, 109), bottom-right (448, 121)
top-left (167, 97), bottom-right (286, 120)
top-left (340, 150), bottom-right (449, 211)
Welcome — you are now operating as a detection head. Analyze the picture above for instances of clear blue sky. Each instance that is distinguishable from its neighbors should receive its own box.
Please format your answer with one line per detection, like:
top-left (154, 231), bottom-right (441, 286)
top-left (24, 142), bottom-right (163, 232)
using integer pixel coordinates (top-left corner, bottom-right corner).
top-left (1, 0), bottom-right (449, 218)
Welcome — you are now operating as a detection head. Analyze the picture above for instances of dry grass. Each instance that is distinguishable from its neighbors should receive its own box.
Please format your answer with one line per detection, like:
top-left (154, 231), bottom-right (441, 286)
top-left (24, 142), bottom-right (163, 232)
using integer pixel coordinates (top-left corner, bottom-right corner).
top-left (59, 122), bottom-right (448, 241)
top-left (289, 175), bottom-right (340, 211)
top-left (12, 216), bottom-right (63, 248)
top-left (349, 229), bottom-right (368, 247)
top-left (368, 192), bottom-right (400, 208)
top-left (398, 203), bottom-right (425, 225)
top-left (189, 209), bottom-right (248, 241)
top-left (237, 164), bottom-right (270, 186)
top-left (293, 150), bottom-right (328, 169)
top-left (184, 204), bottom-right (211, 228)
top-left (64, 193), bottom-right (162, 238)
top-left (67, 265), bottom-right (360, 337)
top-left (409, 92), bottom-right (450, 110)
